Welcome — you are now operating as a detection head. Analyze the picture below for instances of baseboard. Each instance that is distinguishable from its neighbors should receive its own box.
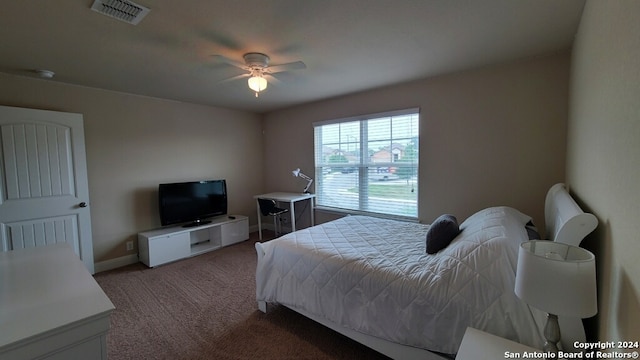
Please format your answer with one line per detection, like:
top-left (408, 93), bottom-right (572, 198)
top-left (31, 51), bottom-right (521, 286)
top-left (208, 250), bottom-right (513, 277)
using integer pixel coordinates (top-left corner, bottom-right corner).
top-left (94, 253), bottom-right (140, 273)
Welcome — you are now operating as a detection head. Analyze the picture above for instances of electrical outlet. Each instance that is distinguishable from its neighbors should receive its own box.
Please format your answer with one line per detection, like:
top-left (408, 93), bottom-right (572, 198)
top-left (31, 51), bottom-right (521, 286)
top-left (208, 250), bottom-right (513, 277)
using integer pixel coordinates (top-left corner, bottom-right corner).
top-left (126, 241), bottom-right (134, 251)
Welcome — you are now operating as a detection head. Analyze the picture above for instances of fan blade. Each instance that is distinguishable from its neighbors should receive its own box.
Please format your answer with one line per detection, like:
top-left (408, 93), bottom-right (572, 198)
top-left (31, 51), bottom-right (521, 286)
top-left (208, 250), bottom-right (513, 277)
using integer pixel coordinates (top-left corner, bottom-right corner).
top-left (267, 60), bottom-right (306, 74)
top-left (211, 55), bottom-right (249, 70)
top-left (264, 73), bottom-right (282, 85)
top-left (218, 73), bottom-right (249, 84)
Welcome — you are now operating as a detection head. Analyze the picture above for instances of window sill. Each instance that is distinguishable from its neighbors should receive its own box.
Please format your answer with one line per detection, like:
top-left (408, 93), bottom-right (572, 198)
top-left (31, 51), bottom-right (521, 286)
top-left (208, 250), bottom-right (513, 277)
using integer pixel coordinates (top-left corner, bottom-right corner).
top-left (314, 205), bottom-right (419, 223)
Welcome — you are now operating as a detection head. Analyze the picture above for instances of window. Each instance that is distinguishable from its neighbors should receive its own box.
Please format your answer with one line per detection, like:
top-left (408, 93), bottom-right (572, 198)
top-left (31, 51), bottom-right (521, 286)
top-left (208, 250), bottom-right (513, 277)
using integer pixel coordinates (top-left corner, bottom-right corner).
top-left (313, 109), bottom-right (419, 219)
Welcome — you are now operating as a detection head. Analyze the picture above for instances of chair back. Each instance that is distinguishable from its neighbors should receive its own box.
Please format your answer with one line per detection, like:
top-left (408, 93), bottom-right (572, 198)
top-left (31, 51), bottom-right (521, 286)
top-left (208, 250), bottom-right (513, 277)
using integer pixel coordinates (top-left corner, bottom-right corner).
top-left (258, 198), bottom-right (277, 216)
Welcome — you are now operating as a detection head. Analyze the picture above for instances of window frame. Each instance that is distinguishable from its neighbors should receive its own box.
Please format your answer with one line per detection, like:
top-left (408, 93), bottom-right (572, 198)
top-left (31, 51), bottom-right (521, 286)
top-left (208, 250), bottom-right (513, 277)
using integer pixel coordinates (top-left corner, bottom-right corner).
top-left (313, 108), bottom-right (419, 220)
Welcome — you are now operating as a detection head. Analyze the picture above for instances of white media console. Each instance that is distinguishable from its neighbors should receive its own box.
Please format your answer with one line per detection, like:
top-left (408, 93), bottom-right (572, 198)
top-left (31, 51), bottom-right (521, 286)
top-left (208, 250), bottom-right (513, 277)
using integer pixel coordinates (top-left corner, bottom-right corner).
top-left (138, 215), bottom-right (249, 267)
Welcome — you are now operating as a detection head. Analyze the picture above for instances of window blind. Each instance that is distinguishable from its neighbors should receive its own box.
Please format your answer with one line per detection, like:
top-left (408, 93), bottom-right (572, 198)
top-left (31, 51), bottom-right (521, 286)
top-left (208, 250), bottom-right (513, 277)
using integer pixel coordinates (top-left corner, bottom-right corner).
top-left (313, 109), bottom-right (419, 219)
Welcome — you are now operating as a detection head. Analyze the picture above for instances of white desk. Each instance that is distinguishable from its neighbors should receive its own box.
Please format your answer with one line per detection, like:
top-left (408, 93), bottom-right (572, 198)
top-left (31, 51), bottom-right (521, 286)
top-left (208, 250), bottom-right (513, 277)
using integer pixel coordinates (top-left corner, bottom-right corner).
top-left (254, 192), bottom-right (316, 240)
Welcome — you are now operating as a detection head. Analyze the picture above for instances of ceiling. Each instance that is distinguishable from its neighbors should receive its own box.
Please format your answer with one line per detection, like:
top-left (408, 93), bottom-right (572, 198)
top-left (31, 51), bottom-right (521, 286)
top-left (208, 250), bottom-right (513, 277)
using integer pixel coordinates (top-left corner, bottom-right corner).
top-left (0, 0), bottom-right (585, 114)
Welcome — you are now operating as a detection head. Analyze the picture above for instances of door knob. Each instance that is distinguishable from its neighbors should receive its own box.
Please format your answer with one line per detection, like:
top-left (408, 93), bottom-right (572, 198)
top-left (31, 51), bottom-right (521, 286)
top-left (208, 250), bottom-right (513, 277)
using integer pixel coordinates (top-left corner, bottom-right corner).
top-left (79, 202), bottom-right (87, 208)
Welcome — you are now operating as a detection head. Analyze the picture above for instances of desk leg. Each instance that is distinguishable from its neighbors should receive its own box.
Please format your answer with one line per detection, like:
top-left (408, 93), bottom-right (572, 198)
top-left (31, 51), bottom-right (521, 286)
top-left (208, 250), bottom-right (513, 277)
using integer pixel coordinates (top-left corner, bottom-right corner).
top-left (309, 197), bottom-right (315, 226)
top-left (290, 201), bottom-right (296, 232)
top-left (256, 199), bottom-right (263, 241)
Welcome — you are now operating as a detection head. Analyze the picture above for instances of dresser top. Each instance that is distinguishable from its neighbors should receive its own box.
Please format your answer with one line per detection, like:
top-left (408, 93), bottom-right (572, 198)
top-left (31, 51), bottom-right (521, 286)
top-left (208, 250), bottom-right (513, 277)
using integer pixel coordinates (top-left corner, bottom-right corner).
top-left (0, 243), bottom-right (115, 347)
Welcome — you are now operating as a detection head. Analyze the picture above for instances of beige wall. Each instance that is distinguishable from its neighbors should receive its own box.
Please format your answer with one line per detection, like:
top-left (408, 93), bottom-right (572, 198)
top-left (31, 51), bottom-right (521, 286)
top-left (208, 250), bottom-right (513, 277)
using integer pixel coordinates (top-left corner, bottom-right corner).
top-left (263, 52), bottom-right (571, 229)
top-left (567, 0), bottom-right (640, 344)
top-left (0, 73), bottom-right (262, 263)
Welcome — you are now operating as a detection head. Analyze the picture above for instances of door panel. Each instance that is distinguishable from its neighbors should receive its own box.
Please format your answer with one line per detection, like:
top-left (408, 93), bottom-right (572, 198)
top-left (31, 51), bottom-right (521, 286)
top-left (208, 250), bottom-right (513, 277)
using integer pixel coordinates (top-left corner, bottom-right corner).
top-left (5, 215), bottom-right (79, 253)
top-left (0, 105), bottom-right (94, 273)
top-left (2, 122), bottom-right (74, 199)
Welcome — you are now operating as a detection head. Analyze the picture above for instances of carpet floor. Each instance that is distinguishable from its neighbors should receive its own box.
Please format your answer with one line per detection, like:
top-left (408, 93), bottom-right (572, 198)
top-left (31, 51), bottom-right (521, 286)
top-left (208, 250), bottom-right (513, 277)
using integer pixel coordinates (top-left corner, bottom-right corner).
top-left (94, 232), bottom-right (390, 360)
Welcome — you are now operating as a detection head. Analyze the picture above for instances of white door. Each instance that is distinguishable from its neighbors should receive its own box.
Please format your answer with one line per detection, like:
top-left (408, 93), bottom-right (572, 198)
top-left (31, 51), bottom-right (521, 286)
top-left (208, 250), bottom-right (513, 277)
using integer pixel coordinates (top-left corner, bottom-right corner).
top-left (0, 105), bottom-right (94, 273)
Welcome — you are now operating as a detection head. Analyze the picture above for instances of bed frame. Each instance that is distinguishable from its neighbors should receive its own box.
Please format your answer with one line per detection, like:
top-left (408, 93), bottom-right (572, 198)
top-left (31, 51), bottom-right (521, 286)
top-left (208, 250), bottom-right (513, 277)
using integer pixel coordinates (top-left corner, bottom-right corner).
top-left (256, 183), bottom-right (598, 359)
top-left (545, 183), bottom-right (598, 246)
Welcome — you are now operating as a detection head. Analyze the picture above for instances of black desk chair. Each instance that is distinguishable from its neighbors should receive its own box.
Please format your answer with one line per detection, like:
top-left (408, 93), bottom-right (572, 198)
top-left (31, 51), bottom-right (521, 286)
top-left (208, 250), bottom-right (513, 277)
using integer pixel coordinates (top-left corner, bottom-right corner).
top-left (258, 198), bottom-right (289, 236)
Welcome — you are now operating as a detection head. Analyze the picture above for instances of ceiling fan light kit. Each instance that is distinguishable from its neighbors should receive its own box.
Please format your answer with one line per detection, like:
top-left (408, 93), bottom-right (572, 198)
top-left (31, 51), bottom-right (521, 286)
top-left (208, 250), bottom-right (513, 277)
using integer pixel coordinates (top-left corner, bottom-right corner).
top-left (215, 52), bottom-right (306, 98)
top-left (245, 53), bottom-right (269, 97)
top-left (248, 74), bottom-right (267, 97)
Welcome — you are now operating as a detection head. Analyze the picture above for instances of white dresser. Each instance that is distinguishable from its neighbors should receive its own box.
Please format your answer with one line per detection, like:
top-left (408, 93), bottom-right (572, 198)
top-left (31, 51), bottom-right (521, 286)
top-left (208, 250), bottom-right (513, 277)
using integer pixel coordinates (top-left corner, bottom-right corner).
top-left (0, 243), bottom-right (115, 360)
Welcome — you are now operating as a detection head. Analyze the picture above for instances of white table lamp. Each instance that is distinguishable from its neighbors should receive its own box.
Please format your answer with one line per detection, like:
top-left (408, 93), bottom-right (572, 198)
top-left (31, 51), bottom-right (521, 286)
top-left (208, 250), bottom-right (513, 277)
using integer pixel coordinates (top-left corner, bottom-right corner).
top-left (515, 240), bottom-right (597, 353)
top-left (292, 168), bottom-right (313, 194)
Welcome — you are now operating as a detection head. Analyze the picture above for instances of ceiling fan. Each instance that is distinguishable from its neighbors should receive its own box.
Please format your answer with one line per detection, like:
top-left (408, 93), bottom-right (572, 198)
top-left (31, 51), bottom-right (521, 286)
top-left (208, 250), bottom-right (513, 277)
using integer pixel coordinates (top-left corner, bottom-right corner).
top-left (214, 52), bottom-right (306, 97)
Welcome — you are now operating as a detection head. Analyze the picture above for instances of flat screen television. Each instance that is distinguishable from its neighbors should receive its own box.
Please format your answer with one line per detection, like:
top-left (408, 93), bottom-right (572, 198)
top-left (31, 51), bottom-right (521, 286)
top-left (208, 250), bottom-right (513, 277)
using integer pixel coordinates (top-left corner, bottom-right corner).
top-left (158, 179), bottom-right (227, 227)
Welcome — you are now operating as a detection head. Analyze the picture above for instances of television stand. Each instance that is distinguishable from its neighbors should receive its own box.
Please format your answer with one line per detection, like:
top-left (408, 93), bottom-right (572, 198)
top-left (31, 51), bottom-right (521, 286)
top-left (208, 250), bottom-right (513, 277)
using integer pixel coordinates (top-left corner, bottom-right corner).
top-left (138, 215), bottom-right (248, 267)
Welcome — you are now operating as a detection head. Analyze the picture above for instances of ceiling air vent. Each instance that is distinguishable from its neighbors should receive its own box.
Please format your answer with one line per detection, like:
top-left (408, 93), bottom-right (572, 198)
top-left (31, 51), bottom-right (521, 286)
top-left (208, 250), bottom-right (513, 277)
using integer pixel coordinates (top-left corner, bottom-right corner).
top-left (91, 0), bottom-right (150, 25)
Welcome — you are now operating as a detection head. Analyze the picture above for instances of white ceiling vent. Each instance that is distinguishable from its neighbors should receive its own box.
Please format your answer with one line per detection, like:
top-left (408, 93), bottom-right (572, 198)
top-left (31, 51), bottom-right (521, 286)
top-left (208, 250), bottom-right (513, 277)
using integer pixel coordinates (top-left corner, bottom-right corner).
top-left (91, 0), bottom-right (150, 25)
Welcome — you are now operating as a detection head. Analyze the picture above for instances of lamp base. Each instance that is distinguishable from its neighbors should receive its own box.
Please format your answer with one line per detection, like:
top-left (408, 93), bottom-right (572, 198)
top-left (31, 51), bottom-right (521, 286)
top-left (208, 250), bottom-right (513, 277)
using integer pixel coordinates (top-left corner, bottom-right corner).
top-left (543, 313), bottom-right (560, 353)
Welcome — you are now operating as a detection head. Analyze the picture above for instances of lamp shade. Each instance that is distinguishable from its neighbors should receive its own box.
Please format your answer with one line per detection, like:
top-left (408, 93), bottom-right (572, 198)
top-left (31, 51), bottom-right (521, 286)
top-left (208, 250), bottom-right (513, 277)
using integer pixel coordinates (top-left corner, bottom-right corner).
top-left (515, 240), bottom-right (597, 318)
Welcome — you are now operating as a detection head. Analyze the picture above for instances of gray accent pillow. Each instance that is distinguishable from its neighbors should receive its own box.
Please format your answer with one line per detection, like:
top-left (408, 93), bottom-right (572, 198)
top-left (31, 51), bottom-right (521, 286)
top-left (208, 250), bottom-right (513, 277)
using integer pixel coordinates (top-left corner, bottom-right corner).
top-left (426, 214), bottom-right (460, 254)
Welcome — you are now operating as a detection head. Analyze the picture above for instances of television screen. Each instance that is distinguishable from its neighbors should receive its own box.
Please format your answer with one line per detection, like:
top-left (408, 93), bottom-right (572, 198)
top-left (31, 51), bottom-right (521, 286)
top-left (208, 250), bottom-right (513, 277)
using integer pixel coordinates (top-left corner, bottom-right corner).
top-left (158, 180), bottom-right (227, 227)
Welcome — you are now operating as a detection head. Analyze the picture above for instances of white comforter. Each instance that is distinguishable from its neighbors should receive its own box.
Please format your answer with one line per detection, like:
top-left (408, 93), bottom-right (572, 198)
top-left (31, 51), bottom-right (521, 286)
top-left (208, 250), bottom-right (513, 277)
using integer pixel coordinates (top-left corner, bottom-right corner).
top-left (256, 207), bottom-right (544, 355)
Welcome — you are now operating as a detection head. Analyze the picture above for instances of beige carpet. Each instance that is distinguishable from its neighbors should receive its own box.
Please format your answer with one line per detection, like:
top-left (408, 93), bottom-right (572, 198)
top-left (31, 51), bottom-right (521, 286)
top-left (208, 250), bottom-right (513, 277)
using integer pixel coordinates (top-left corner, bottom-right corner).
top-left (95, 232), bottom-right (390, 360)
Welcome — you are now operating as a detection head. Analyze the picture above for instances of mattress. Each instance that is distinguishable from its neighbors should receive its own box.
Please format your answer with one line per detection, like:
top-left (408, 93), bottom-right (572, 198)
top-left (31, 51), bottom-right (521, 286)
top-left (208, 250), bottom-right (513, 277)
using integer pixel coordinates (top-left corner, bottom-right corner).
top-left (256, 207), bottom-right (544, 355)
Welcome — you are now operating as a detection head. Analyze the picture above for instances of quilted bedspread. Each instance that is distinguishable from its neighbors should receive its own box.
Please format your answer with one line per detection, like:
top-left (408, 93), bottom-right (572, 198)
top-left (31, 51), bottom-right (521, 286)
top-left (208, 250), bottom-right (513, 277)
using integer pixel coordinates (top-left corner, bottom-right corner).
top-left (255, 207), bottom-right (544, 355)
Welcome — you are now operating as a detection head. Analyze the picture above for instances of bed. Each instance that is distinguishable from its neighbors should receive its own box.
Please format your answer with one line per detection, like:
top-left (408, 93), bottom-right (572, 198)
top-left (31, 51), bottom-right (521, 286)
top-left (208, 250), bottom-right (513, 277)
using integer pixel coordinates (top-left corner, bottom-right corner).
top-left (255, 183), bottom-right (597, 359)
